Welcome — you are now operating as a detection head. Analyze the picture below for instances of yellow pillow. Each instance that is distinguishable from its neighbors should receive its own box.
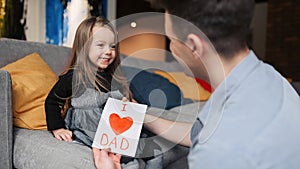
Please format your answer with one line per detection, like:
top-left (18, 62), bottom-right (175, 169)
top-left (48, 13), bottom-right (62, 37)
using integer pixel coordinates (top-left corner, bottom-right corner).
top-left (1, 52), bottom-right (58, 130)
top-left (154, 71), bottom-right (211, 101)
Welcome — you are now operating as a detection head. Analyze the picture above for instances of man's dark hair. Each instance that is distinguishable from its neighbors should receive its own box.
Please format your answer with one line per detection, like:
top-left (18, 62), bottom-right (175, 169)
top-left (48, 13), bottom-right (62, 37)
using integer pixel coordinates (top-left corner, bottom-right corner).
top-left (150, 0), bottom-right (255, 59)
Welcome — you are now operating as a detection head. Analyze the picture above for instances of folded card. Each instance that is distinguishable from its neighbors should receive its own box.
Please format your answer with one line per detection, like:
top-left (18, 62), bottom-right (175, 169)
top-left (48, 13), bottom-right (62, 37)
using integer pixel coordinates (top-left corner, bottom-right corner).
top-left (92, 98), bottom-right (147, 157)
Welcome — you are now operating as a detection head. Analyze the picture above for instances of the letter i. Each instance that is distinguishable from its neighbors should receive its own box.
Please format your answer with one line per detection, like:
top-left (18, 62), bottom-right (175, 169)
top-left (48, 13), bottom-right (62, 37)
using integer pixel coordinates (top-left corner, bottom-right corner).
top-left (121, 103), bottom-right (127, 112)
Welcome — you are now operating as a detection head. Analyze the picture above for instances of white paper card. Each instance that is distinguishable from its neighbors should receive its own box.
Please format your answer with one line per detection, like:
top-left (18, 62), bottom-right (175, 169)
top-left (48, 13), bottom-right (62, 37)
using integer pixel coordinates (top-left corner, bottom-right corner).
top-left (92, 97), bottom-right (147, 157)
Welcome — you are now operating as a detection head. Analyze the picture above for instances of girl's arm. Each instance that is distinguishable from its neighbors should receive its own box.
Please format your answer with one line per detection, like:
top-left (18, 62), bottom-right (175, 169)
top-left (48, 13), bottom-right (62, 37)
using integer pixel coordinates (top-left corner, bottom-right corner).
top-left (45, 70), bottom-right (73, 141)
top-left (143, 114), bottom-right (192, 147)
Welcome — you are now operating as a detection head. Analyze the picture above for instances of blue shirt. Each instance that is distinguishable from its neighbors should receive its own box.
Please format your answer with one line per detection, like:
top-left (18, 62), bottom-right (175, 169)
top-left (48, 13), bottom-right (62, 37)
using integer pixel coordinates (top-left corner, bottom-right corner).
top-left (189, 51), bottom-right (300, 169)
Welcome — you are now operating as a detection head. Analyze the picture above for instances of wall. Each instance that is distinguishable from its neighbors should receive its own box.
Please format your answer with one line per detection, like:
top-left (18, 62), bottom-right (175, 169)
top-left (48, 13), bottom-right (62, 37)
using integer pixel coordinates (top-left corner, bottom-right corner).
top-left (266, 0), bottom-right (300, 81)
top-left (25, 1), bottom-right (270, 62)
top-left (252, 2), bottom-right (268, 59)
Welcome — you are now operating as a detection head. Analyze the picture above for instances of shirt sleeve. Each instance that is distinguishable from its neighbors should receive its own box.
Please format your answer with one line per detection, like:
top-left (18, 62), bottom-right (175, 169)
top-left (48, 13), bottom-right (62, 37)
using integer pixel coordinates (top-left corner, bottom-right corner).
top-left (45, 71), bottom-right (73, 130)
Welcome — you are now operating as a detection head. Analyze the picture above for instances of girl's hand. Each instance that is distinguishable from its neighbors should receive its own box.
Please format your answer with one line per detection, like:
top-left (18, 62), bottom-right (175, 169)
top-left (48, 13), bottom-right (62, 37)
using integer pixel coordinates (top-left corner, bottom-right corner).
top-left (122, 97), bottom-right (128, 102)
top-left (93, 148), bottom-right (121, 169)
top-left (122, 97), bottom-right (138, 103)
top-left (131, 98), bottom-right (138, 103)
top-left (52, 128), bottom-right (73, 142)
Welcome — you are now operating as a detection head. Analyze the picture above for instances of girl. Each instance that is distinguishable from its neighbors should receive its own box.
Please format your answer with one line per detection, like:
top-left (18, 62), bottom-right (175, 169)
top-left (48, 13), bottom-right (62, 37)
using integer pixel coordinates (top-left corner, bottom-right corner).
top-left (45, 16), bottom-right (162, 168)
top-left (45, 16), bottom-right (129, 146)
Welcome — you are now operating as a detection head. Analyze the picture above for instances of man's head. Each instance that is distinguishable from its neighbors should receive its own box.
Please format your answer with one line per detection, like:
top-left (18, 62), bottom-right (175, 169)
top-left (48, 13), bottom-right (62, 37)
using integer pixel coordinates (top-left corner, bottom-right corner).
top-left (150, 0), bottom-right (255, 59)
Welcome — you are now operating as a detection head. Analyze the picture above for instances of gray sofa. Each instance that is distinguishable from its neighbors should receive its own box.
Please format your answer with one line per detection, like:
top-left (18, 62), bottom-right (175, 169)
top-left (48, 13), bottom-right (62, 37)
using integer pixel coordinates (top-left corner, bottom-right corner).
top-left (0, 38), bottom-right (203, 169)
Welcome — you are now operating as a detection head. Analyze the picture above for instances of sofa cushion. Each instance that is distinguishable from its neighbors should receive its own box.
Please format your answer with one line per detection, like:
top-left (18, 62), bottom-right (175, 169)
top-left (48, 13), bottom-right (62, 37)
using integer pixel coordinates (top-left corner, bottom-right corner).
top-left (1, 52), bottom-right (58, 130)
top-left (13, 128), bottom-right (96, 169)
top-left (154, 71), bottom-right (211, 101)
top-left (13, 127), bottom-right (189, 169)
top-left (0, 38), bottom-right (71, 75)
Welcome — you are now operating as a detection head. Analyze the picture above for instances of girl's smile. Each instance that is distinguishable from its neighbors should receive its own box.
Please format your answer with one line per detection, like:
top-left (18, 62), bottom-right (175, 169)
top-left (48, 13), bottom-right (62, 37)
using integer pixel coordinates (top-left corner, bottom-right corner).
top-left (99, 56), bottom-right (112, 64)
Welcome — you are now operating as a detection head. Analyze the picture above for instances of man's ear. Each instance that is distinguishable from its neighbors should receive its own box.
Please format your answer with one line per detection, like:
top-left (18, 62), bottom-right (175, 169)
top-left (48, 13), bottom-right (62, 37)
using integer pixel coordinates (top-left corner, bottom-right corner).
top-left (187, 33), bottom-right (204, 59)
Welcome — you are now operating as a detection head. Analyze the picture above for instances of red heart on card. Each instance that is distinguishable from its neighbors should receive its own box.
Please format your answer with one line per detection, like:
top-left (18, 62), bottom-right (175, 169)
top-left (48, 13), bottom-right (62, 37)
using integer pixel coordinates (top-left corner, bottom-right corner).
top-left (109, 113), bottom-right (133, 135)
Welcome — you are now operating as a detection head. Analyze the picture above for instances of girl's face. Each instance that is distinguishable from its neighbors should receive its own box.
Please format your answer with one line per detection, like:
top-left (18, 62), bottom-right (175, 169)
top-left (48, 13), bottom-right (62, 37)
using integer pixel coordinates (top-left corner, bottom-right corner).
top-left (89, 26), bottom-right (116, 70)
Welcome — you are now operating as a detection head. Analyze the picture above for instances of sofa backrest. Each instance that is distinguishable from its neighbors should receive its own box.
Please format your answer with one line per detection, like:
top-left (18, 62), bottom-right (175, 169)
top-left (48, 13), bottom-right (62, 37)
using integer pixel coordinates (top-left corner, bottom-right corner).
top-left (0, 38), bottom-right (72, 75)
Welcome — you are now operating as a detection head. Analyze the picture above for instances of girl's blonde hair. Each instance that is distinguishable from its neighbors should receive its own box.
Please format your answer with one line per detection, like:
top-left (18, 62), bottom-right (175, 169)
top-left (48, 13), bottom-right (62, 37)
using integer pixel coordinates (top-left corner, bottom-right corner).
top-left (62, 16), bottom-right (131, 101)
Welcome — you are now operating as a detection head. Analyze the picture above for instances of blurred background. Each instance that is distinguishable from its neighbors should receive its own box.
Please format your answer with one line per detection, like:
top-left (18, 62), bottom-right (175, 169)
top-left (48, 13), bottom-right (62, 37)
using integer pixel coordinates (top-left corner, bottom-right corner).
top-left (0, 0), bottom-right (299, 81)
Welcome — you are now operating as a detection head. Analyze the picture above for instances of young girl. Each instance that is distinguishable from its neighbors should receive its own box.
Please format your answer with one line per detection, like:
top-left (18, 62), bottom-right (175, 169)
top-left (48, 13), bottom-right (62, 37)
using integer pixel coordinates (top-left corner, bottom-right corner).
top-left (45, 16), bottom-right (162, 168)
top-left (45, 16), bottom-right (129, 145)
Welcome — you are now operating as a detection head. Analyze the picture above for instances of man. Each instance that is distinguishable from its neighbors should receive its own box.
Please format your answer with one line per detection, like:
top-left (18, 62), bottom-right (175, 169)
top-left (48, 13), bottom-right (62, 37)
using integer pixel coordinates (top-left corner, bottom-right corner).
top-left (95, 0), bottom-right (300, 168)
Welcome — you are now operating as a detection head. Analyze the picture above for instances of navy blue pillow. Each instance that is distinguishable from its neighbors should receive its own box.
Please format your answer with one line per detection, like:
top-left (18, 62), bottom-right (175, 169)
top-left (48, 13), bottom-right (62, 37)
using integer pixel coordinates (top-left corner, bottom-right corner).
top-left (121, 66), bottom-right (192, 109)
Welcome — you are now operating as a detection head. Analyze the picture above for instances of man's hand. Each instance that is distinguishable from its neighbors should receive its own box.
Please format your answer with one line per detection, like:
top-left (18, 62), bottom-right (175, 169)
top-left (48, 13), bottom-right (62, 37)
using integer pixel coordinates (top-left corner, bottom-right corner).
top-left (93, 148), bottom-right (121, 169)
top-left (52, 128), bottom-right (73, 142)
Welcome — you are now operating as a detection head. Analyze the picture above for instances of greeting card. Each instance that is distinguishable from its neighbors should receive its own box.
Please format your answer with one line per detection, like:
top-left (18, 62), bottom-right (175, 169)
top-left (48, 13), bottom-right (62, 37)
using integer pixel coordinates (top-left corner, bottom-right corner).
top-left (92, 98), bottom-right (147, 157)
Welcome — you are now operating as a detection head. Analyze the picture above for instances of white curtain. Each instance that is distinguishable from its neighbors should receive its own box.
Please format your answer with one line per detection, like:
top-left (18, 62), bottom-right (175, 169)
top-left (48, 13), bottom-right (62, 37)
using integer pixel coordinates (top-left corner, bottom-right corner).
top-left (63, 0), bottom-right (90, 47)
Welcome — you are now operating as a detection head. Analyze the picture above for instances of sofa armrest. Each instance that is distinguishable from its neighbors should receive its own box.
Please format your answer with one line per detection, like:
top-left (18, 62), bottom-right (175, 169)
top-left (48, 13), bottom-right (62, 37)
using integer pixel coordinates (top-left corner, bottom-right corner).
top-left (0, 70), bottom-right (13, 169)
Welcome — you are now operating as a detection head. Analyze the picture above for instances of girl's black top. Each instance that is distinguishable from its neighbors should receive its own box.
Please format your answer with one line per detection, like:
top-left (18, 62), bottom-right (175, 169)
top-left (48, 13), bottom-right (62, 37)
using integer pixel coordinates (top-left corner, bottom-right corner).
top-left (45, 69), bottom-right (113, 130)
